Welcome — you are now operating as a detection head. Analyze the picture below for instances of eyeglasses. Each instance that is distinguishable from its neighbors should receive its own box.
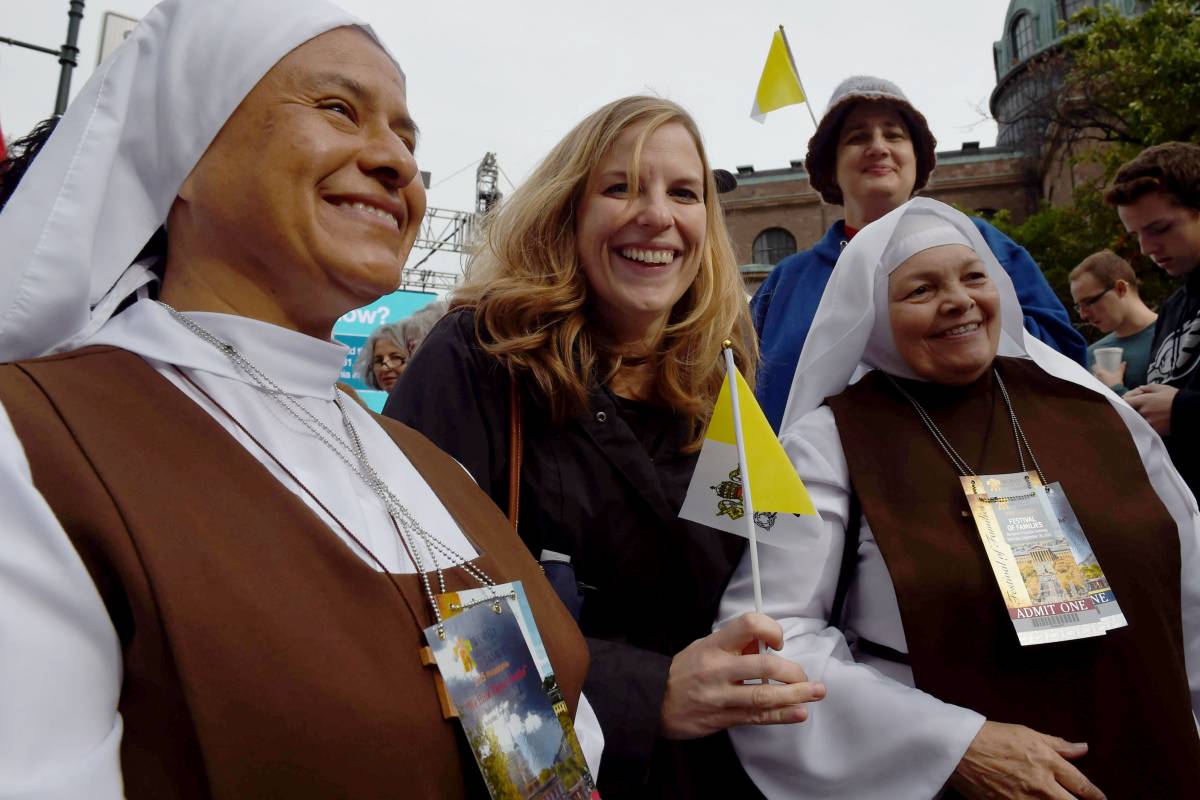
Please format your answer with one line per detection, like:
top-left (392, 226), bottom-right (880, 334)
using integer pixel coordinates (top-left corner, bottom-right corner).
top-left (372, 354), bottom-right (406, 368)
top-left (1073, 286), bottom-right (1112, 313)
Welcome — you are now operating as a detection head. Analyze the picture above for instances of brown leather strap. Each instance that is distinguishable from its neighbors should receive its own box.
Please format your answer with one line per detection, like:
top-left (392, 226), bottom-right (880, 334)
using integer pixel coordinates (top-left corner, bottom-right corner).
top-left (507, 375), bottom-right (522, 529)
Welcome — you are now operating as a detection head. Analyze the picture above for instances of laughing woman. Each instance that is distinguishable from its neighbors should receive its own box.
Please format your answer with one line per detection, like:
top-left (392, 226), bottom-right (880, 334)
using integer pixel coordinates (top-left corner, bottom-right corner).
top-left (386, 96), bottom-right (824, 797)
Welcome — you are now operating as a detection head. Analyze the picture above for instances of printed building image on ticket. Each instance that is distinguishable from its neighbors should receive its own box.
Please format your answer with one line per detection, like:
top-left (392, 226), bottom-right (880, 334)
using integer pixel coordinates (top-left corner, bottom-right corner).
top-left (961, 473), bottom-right (1105, 645)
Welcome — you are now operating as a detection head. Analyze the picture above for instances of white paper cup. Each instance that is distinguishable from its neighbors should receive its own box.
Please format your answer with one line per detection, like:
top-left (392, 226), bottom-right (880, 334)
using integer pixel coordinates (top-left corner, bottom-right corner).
top-left (1094, 347), bottom-right (1123, 373)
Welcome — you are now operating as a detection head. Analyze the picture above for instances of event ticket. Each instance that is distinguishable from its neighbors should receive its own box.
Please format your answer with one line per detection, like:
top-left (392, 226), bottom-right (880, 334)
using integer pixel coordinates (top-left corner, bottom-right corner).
top-left (1037, 482), bottom-right (1127, 631)
top-left (427, 582), bottom-right (598, 800)
top-left (961, 471), bottom-right (1107, 646)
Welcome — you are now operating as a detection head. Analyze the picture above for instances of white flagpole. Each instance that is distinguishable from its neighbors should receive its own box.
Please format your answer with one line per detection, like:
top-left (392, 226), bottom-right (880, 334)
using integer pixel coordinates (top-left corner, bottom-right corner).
top-left (722, 342), bottom-right (764, 640)
top-left (778, 25), bottom-right (819, 129)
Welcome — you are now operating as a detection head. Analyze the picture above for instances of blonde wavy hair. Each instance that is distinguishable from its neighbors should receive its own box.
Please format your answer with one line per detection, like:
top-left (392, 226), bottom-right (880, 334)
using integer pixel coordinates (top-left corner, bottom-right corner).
top-left (453, 96), bottom-right (757, 448)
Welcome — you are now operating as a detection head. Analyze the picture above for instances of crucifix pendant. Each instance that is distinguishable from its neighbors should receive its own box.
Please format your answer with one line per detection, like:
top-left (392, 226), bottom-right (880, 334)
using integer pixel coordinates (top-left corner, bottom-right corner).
top-left (418, 645), bottom-right (458, 719)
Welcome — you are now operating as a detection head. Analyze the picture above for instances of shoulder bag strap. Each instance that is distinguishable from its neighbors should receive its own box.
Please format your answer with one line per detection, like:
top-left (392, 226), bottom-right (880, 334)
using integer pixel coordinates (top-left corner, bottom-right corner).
top-left (507, 374), bottom-right (522, 529)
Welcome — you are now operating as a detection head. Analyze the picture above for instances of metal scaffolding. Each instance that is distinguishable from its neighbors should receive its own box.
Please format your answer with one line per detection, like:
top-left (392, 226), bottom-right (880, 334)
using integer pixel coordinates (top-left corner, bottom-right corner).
top-left (412, 206), bottom-right (476, 255)
top-left (401, 152), bottom-right (504, 292)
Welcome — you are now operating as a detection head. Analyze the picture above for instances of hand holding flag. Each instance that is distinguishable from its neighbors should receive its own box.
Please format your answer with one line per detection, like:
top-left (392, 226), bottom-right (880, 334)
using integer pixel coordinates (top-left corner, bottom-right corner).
top-left (673, 343), bottom-right (827, 707)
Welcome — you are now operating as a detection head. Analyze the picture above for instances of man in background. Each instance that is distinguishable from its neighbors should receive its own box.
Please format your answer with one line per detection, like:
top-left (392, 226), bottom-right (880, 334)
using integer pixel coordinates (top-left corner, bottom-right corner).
top-left (1107, 142), bottom-right (1200, 493)
top-left (1069, 250), bottom-right (1158, 395)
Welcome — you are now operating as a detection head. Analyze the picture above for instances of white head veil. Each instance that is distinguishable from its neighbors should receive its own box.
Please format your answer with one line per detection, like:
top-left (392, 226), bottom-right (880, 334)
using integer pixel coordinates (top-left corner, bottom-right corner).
top-left (0, 0), bottom-right (396, 361)
top-left (779, 196), bottom-right (1198, 523)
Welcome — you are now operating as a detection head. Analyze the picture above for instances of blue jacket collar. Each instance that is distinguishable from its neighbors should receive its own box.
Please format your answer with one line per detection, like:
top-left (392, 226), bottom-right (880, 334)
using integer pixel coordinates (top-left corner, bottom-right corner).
top-left (814, 220), bottom-right (850, 264)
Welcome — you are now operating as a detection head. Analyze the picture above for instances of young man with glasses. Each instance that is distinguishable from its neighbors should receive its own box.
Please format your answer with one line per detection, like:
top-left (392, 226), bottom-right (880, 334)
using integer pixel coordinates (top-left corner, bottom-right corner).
top-left (1069, 250), bottom-right (1158, 395)
top-left (1107, 142), bottom-right (1200, 493)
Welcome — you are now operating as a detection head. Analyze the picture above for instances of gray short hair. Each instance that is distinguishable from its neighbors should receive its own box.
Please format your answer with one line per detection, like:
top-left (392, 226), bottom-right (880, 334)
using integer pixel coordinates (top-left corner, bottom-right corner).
top-left (354, 322), bottom-right (408, 389)
top-left (398, 300), bottom-right (449, 354)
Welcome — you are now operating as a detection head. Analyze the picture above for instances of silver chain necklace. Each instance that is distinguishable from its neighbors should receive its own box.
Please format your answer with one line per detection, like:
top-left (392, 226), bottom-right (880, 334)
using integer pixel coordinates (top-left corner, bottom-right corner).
top-left (159, 302), bottom-right (496, 635)
top-left (887, 369), bottom-right (1047, 497)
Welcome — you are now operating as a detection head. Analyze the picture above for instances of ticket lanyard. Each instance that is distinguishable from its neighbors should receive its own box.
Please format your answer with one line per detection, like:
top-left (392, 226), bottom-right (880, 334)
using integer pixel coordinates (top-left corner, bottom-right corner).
top-left (886, 368), bottom-right (1046, 494)
top-left (162, 303), bottom-right (500, 637)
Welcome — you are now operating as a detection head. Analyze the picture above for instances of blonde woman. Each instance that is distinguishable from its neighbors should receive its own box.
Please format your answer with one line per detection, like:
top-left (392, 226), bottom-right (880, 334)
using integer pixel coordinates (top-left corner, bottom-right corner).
top-left (386, 96), bottom-right (823, 798)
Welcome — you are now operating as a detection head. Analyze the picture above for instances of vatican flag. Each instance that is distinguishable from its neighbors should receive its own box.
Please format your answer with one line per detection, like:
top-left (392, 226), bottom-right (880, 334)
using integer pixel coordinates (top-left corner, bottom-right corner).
top-left (750, 27), bottom-right (807, 123)
top-left (680, 353), bottom-right (821, 554)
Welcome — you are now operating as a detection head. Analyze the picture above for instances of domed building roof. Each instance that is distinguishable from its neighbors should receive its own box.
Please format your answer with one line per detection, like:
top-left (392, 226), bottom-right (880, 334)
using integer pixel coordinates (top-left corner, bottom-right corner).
top-left (990, 0), bottom-right (1143, 150)
top-left (993, 0), bottom-right (1068, 84)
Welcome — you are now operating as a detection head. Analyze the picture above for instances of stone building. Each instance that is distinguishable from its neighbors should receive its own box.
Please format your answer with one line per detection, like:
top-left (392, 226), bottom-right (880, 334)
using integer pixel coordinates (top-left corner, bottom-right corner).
top-left (991, 0), bottom-right (1146, 204)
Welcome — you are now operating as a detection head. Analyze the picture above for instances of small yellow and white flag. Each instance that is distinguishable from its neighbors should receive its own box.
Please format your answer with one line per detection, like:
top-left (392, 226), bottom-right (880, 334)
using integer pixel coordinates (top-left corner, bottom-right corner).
top-left (680, 355), bottom-right (821, 553)
top-left (750, 27), bottom-right (808, 123)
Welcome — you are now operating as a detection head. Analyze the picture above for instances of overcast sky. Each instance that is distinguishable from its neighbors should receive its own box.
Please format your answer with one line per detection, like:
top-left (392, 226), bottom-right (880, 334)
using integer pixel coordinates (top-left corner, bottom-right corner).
top-left (2, 0), bottom-right (1014, 276)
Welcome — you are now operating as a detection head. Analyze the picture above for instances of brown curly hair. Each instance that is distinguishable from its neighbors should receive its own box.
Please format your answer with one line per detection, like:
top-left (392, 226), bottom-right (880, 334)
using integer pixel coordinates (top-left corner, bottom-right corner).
top-left (805, 97), bottom-right (937, 207)
top-left (1105, 142), bottom-right (1200, 210)
top-left (452, 96), bottom-right (757, 449)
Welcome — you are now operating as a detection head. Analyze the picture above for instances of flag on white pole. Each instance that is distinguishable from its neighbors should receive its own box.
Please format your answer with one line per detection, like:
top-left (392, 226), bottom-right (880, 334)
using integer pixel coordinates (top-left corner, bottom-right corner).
top-left (680, 352), bottom-right (822, 553)
top-left (750, 26), bottom-right (815, 126)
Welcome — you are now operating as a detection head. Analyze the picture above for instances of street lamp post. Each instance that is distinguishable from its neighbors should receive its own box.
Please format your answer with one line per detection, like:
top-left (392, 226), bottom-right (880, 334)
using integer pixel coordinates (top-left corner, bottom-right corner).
top-left (0, 0), bottom-right (87, 118)
top-left (55, 1), bottom-right (87, 116)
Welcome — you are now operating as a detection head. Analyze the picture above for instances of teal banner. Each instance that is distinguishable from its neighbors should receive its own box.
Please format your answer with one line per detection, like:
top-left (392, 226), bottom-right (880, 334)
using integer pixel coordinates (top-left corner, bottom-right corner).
top-left (334, 290), bottom-right (437, 390)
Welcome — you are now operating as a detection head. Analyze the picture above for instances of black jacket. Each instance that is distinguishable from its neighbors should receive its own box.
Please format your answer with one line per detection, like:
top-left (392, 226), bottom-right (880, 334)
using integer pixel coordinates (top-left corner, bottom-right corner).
top-left (1148, 271), bottom-right (1200, 493)
top-left (384, 308), bottom-right (759, 799)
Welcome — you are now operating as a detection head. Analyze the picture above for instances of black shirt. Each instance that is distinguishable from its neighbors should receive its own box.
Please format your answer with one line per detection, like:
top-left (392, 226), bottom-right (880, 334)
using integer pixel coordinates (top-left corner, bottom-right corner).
top-left (384, 308), bottom-right (758, 799)
top-left (1148, 271), bottom-right (1200, 493)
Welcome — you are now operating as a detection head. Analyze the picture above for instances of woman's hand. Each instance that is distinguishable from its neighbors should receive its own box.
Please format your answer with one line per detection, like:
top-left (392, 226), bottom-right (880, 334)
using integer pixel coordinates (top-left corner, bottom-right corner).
top-left (659, 612), bottom-right (826, 740)
top-left (949, 721), bottom-right (1105, 799)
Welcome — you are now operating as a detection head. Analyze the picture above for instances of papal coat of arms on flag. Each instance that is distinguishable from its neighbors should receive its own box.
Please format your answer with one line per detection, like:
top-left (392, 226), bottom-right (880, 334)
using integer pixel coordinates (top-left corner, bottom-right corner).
top-left (680, 363), bottom-right (822, 550)
top-left (710, 466), bottom-right (790, 532)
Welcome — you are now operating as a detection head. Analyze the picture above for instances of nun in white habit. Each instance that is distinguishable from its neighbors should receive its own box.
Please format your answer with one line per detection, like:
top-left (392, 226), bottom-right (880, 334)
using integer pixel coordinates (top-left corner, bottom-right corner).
top-left (717, 198), bottom-right (1200, 798)
top-left (0, 1), bottom-right (599, 797)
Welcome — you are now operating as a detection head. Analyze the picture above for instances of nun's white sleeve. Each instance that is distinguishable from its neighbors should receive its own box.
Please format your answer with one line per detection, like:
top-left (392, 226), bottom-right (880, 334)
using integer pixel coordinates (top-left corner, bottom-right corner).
top-left (1127, 408), bottom-right (1200, 718)
top-left (715, 406), bottom-right (984, 799)
top-left (0, 404), bottom-right (124, 800)
top-left (1180, 506), bottom-right (1200, 721)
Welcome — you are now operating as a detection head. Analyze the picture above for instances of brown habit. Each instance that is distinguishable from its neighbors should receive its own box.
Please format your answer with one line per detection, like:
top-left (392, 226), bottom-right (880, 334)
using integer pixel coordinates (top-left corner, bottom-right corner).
top-left (828, 357), bottom-right (1200, 797)
top-left (0, 346), bottom-right (589, 799)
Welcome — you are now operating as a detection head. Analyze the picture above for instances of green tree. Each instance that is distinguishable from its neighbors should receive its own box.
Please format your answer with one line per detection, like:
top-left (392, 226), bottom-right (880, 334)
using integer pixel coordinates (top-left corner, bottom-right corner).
top-left (469, 726), bottom-right (522, 800)
top-left (1057, 1), bottom-right (1200, 150)
top-left (991, 182), bottom-right (1175, 330)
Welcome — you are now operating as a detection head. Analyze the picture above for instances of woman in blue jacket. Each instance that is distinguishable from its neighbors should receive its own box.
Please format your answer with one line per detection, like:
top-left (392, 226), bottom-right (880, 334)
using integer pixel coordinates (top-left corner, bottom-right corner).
top-left (753, 75), bottom-right (1086, 430)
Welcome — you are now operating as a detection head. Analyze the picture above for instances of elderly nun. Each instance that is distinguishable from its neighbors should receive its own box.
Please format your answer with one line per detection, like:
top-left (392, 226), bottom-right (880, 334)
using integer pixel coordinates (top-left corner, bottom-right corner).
top-left (718, 198), bottom-right (1200, 798)
top-left (0, 1), bottom-right (599, 797)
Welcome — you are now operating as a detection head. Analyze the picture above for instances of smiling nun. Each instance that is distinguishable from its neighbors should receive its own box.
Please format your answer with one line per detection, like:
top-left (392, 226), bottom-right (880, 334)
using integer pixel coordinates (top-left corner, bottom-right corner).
top-left (0, 0), bottom-right (600, 796)
top-left (718, 198), bottom-right (1200, 798)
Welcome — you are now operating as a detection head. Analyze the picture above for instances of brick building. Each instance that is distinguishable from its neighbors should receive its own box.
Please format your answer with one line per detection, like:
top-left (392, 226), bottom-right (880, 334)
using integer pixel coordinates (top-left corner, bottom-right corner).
top-left (724, 0), bottom-right (1147, 294)
top-left (722, 145), bottom-right (1035, 293)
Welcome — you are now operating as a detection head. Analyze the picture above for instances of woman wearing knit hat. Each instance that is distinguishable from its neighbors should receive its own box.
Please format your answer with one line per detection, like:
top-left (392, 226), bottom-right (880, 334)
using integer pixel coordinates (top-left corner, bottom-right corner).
top-left (751, 76), bottom-right (1086, 430)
